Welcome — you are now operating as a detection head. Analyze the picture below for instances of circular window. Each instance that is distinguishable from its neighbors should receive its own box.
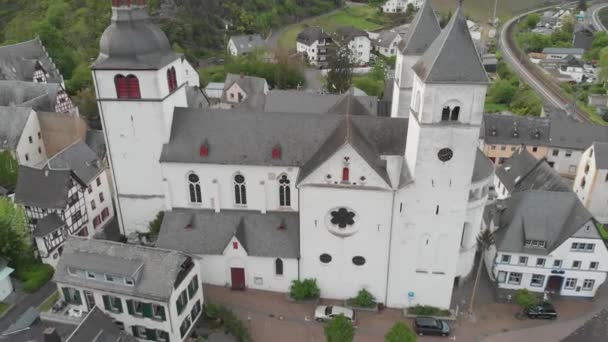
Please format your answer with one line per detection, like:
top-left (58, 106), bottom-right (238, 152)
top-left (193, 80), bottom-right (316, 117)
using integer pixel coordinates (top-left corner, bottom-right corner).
top-left (188, 174), bottom-right (199, 183)
top-left (330, 208), bottom-right (356, 228)
top-left (352, 256), bottom-right (366, 266)
top-left (325, 207), bottom-right (359, 237)
top-left (437, 148), bottom-right (454, 162)
top-left (319, 254), bottom-right (332, 263)
top-left (234, 174), bottom-right (245, 184)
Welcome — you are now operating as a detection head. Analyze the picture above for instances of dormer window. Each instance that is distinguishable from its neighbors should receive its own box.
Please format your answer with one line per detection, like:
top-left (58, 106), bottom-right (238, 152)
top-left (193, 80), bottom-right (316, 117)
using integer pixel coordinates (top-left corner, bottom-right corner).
top-left (524, 239), bottom-right (546, 248)
top-left (124, 278), bottom-right (134, 286)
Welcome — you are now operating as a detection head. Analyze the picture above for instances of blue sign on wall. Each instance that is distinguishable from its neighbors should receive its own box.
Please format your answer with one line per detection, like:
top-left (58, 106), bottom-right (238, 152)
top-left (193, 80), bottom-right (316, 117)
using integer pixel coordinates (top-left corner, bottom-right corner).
top-left (408, 291), bottom-right (415, 299)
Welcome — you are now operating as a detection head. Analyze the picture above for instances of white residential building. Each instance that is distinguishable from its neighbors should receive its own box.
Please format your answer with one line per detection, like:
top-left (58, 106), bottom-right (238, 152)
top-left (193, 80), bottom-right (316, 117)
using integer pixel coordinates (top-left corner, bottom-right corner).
top-left (227, 34), bottom-right (265, 57)
top-left (335, 26), bottom-right (372, 65)
top-left (54, 237), bottom-right (204, 342)
top-left (573, 142), bottom-right (608, 224)
top-left (0, 107), bottom-right (47, 167)
top-left (382, 0), bottom-right (423, 13)
top-left (97, 1), bottom-right (494, 310)
top-left (373, 30), bottom-right (404, 57)
top-left (542, 47), bottom-right (584, 60)
top-left (484, 191), bottom-right (608, 299)
top-left (559, 55), bottom-right (586, 83)
top-left (296, 27), bottom-right (332, 67)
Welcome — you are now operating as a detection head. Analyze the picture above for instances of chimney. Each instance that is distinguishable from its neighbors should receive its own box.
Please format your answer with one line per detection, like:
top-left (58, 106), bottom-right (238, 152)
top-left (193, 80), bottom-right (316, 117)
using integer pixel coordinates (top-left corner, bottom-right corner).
top-left (43, 327), bottom-right (61, 342)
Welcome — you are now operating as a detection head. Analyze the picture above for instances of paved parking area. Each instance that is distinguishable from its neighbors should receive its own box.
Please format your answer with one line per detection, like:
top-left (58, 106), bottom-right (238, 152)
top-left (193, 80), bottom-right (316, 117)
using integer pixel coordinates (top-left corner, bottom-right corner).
top-left (203, 284), bottom-right (596, 342)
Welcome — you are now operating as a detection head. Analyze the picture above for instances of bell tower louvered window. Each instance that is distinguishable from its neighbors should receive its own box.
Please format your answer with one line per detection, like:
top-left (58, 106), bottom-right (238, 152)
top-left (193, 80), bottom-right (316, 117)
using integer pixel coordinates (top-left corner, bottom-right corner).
top-left (167, 67), bottom-right (177, 93)
top-left (115, 74), bottom-right (141, 99)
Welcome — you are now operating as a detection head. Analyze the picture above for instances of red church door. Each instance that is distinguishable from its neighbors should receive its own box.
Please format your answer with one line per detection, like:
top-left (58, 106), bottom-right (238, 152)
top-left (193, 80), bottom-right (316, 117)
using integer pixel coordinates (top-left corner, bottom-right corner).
top-left (230, 268), bottom-right (246, 290)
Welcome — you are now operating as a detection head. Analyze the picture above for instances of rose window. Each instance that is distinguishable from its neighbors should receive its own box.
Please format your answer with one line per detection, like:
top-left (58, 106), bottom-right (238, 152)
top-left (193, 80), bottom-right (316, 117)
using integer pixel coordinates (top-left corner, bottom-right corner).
top-left (330, 208), bottom-right (355, 229)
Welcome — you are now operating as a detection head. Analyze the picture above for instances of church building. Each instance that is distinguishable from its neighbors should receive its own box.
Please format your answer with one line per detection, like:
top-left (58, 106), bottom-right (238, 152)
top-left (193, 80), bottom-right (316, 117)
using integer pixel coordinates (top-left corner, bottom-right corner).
top-left (95, 0), bottom-right (494, 309)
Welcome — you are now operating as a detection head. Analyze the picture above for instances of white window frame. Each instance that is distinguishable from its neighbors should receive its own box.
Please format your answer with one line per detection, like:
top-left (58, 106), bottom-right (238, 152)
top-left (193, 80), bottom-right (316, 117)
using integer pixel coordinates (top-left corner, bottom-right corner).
top-left (530, 274), bottom-right (545, 287)
top-left (564, 278), bottom-right (577, 289)
top-left (582, 279), bottom-right (595, 290)
top-left (501, 254), bottom-right (511, 264)
top-left (589, 261), bottom-right (599, 270)
top-left (497, 271), bottom-right (507, 283)
top-left (508, 272), bottom-right (522, 285)
top-left (536, 258), bottom-right (546, 267)
top-left (518, 256), bottom-right (528, 265)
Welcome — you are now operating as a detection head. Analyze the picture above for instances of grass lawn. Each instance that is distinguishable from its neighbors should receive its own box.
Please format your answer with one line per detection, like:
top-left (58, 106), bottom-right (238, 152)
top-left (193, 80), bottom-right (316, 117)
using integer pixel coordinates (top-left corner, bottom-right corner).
top-left (37, 291), bottom-right (59, 313)
top-left (431, 0), bottom-right (553, 22)
top-left (278, 6), bottom-right (387, 51)
top-left (597, 223), bottom-right (608, 242)
top-left (0, 302), bottom-right (9, 316)
top-left (14, 259), bottom-right (54, 293)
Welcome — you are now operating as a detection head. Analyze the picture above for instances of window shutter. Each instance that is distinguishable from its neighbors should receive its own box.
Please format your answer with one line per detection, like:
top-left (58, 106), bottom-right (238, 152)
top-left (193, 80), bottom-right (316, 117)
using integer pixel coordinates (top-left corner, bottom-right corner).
top-left (114, 297), bottom-right (123, 313)
top-left (62, 287), bottom-right (71, 302)
top-left (126, 299), bottom-right (134, 315)
top-left (146, 328), bottom-right (158, 341)
top-left (73, 290), bottom-right (82, 305)
top-left (127, 75), bottom-right (140, 99)
top-left (143, 303), bottom-right (153, 318)
top-left (176, 297), bottom-right (183, 315)
top-left (131, 326), bottom-right (140, 338)
top-left (115, 75), bottom-right (128, 98)
top-left (102, 295), bottom-right (111, 311)
top-left (157, 305), bottom-right (166, 321)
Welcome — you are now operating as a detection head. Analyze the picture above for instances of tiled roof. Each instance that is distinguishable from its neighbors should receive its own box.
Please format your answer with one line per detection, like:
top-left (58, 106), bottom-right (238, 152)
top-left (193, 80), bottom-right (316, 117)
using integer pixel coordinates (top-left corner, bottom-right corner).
top-left (0, 37), bottom-right (63, 83)
top-left (0, 106), bottom-right (32, 150)
top-left (398, 0), bottom-right (441, 55)
top-left (15, 166), bottom-right (76, 209)
top-left (47, 140), bottom-right (103, 184)
top-left (229, 34), bottom-right (265, 54)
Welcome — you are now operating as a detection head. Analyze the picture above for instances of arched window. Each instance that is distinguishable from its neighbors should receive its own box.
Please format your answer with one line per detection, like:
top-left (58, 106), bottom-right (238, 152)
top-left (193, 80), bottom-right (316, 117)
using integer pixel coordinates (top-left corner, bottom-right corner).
top-left (167, 67), bottom-right (177, 93)
top-left (441, 106), bottom-right (450, 121)
top-left (114, 75), bottom-right (128, 98)
top-left (234, 174), bottom-right (247, 205)
top-left (342, 167), bottom-right (349, 182)
top-left (451, 106), bottom-right (460, 121)
top-left (126, 75), bottom-right (140, 99)
top-left (275, 258), bottom-right (283, 275)
top-left (188, 173), bottom-right (201, 203)
top-left (279, 175), bottom-right (291, 207)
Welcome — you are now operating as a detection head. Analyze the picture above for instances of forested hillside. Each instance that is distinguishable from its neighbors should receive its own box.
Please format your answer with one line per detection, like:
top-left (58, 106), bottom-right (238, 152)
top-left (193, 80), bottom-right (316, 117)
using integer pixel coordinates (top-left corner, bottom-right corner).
top-left (0, 0), bottom-right (341, 95)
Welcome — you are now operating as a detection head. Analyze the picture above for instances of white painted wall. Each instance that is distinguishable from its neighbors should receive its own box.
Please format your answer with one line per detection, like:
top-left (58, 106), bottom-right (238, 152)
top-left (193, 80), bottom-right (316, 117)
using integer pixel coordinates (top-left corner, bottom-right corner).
top-left (84, 169), bottom-right (115, 233)
top-left (161, 163), bottom-right (299, 213)
top-left (0, 275), bottom-right (13, 301)
top-left (93, 58), bottom-right (189, 234)
top-left (348, 36), bottom-right (371, 65)
top-left (15, 110), bottom-right (47, 167)
top-left (227, 39), bottom-right (238, 57)
top-left (546, 147), bottom-right (584, 176)
top-left (391, 54), bottom-right (423, 118)
top-left (491, 233), bottom-right (608, 297)
top-left (574, 146), bottom-right (608, 223)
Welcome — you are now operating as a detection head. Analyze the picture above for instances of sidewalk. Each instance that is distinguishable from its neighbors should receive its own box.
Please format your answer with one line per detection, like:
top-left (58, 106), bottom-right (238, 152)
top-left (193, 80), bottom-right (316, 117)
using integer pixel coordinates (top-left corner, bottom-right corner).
top-left (203, 284), bottom-right (597, 342)
top-left (0, 279), bottom-right (56, 332)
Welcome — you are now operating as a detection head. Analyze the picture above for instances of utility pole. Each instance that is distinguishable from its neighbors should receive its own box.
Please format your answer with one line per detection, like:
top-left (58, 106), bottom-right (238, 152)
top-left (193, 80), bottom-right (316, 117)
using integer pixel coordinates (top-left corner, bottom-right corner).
top-left (493, 0), bottom-right (499, 26)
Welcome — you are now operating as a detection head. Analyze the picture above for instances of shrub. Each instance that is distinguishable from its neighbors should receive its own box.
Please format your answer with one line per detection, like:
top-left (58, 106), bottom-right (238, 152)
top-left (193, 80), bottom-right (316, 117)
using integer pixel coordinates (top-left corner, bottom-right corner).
top-left (349, 289), bottom-right (376, 308)
top-left (406, 305), bottom-right (450, 317)
top-left (385, 322), bottom-right (416, 342)
top-left (324, 314), bottom-right (354, 342)
top-left (147, 211), bottom-right (164, 241)
top-left (15, 260), bottom-right (54, 293)
top-left (289, 278), bottom-right (320, 301)
top-left (202, 303), bottom-right (251, 342)
top-left (515, 289), bottom-right (539, 310)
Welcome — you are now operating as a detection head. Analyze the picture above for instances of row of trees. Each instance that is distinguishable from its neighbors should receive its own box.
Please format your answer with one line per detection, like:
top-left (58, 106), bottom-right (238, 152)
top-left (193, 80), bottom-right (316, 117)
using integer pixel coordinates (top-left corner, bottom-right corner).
top-left (325, 316), bottom-right (416, 342)
top-left (516, 13), bottom-right (576, 53)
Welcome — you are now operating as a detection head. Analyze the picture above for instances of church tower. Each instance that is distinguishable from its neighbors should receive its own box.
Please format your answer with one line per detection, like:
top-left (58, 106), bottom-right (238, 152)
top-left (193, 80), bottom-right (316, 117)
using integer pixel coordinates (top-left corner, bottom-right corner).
top-left (390, 0), bottom-right (440, 118)
top-left (386, 3), bottom-right (489, 309)
top-left (92, 0), bottom-right (189, 234)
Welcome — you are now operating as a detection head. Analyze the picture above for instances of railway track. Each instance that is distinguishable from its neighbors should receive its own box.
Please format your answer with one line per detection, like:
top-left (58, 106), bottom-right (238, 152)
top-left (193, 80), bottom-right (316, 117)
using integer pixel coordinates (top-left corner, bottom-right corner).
top-left (500, 3), bottom-right (592, 123)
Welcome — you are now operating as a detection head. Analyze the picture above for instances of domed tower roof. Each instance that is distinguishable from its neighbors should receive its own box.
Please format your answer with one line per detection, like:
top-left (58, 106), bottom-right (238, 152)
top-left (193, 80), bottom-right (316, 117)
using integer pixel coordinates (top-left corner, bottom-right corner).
top-left (92, 0), bottom-right (179, 70)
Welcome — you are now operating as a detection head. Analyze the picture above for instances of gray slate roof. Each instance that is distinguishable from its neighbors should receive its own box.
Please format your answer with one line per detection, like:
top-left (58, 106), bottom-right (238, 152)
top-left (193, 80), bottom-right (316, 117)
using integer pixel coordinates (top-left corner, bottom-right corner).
top-left (47, 141), bottom-right (103, 184)
top-left (549, 119), bottom-right (608, 150)
top-left (54, 237), bottom-right (192, 302)
top-left (543, 104), bottom-right (574, 121)
top-left (472, 149), bottom-right (494, 183)
top-left (374, 30), bottom-right (401, 48)
top-left (542, 47), bottom-right (585, 55)
top-left (93, 6), bottom-right (179, 70)
top-left (495, 191), bottom-right (594, 255)
top-left (15, 166), bottom-right (76, 209)
top-left (0, 106), bottom-right (32, 150)
top-left (335, 26), bottom-right (368, 44)
top-left (186, 85), bottom-right (210, 109)
top-left (160, 108), bottom-right (408, 176)
top-left (297, 27), bottom-right (330, 45)
top-left (413, 5), bottom-right (489, 84)
top-left (0, 80), bottom-right (61, 112)
top-left (481, 113), bottom-right (551, 146)
top-left (223, 73), bottom-right (267, 102)
top-left (495, 148), bottom-right (570, 193)
top-left (66, 306), bottom-right (137, 342)
top-left (85, 129), bottom-right (107, 160)
top-left (34, 213), bottom-right (65, 237)
top-left (262, 90), bottom-right (377, 115)
top-left (593, 142), bottom-right (608, 169)
top-left (156, 209), bottom-right (300, 259)
top-left (229, 34), bottom-right (265, 54)
top-left (399, 0), bottom-right (441, 55)
top-left (0, 37), bottom-right (63, 83)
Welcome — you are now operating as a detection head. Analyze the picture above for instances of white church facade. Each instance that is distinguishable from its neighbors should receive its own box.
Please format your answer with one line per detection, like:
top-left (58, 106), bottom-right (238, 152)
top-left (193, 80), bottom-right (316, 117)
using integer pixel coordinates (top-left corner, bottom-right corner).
top-left (95, 0), bottom-right (494, 309)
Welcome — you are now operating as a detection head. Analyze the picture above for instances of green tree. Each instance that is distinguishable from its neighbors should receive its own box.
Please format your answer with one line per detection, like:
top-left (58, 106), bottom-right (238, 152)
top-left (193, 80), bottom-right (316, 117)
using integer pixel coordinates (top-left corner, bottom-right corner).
top-left (515, 289), bottom-right (539, 310)
top-left (511, 85), bottom-right (543, 116)
top-left (598, 47), bottom-right (608, 82)
top-left (468, 229), bottom-right (495, 313)
top-left (523, 14), bottom-right (540, 30)
top-left (585, 32), bottom-right (608, 62)
top-left (324, 315), bottom-right (354, 342)
top-left (72, 87), bottom-right (101, 129)
top-left (385, 322), bottom-right (416, 342)
top-left (487, 79), bottom-right (518, 105)
top-left (0, 197), bottom-right (31, 262)
top-left (578, 0), bottom-right (587, 11)
top-left (148, 211), bottom-right (165, 241)
top-left (326, 46), bottom-right (353, 94)
top-left (0, 151), bottom-right (18, 190)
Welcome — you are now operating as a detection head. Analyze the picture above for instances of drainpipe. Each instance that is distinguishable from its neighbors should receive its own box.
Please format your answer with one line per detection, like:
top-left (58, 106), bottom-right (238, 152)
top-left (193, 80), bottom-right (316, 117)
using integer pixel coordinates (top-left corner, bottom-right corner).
top-left (260, 180), bottom-right (267, 214)
top-left (213, 179), bottom-right (220, 213)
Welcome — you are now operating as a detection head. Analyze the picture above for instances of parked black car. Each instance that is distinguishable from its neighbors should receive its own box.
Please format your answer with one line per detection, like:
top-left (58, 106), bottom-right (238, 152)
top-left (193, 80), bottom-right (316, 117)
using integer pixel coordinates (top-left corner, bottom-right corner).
top-left (413, 316), bottom-right (451, 336)
top-left (525, 302), bottom-right (558, 319)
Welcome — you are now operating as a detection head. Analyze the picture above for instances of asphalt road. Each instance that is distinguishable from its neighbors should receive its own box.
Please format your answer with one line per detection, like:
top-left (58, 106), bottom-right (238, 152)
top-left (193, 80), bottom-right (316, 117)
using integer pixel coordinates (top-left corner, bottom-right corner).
top-left (0, 281), bottom-right (56, 332)
top-left (499, 4), bottom-right (574, 111)
top-left (589, 2), bottom-right (608, 31)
